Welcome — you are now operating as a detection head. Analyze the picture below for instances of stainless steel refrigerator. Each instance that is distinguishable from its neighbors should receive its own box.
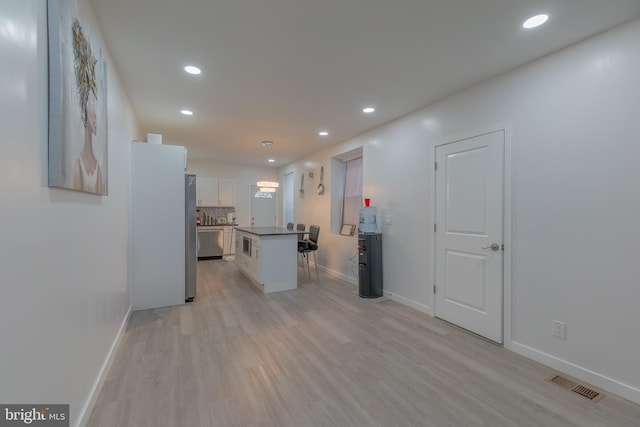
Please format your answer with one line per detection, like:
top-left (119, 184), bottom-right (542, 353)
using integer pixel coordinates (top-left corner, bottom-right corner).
top-left (185, 174), bottom-right (197, 301)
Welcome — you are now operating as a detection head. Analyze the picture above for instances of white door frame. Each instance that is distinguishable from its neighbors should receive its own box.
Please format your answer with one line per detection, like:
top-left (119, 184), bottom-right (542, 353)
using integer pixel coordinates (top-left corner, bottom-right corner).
top-left (282, 171), bottom-right (294, 227)
top-left (431, 124), bottom-right (513, 345)
top-left (250, 184), bottom-right (277, 227)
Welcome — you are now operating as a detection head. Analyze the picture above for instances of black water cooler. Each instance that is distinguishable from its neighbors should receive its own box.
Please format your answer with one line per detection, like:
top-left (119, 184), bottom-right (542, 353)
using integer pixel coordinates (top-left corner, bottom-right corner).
top-left (358, 232), bottom-right (383, 298)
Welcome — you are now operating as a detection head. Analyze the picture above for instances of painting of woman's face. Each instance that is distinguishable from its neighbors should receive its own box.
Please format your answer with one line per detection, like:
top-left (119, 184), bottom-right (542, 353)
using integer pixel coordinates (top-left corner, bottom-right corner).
top-left (48, 0), bottom-right (108, 195)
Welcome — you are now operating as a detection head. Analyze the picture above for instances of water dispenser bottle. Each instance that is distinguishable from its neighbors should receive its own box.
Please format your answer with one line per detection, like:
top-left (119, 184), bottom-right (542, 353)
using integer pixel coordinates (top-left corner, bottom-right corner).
top-left (358, 198), bottom-right (377, 233)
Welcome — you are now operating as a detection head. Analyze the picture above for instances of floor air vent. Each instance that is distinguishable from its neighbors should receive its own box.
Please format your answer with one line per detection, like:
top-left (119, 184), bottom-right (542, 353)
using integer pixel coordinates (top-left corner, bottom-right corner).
top-left (547, 375), bottom-right (604, 402)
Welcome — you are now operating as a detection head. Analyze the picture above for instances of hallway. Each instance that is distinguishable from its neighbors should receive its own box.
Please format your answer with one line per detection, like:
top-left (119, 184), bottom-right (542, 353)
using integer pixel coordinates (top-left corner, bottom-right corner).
top-left (88, 260), bottom-right (640, 426)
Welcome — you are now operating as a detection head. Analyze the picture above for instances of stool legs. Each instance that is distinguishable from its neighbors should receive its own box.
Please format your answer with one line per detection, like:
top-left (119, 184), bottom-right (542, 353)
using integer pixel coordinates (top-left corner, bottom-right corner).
top-left (298, 250), bottom-right (318, 281)
top-left (311, 251), bottom-right (319, 281)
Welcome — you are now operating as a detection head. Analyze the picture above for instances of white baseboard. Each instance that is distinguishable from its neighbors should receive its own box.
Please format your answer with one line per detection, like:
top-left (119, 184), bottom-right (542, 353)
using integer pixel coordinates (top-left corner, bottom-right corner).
top-left (370, 287), bottom-right (640, 405)
top-left (77, 305), bottom-right (132, 427)
top-left (383, 290), bottom-right (433, 316)
top-left (319, 266), bottom-right (433, 316)
top-left (371, 292), bottom-right (640, 405)
top-left (315, 262), bottom-right (640, 406)
top-left (318, 264), bottom-right (357, 286)
top-left (508, 340), bottom-right (640, 405)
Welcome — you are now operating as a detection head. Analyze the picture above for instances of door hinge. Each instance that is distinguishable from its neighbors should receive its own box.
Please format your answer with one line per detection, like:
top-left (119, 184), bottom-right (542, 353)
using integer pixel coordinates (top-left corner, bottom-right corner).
top-left (433, 284), bottom-right (436, 293)
top-left (434, 224), bottom-right (437, 232)
top-left (434, 161), bottom-right (438, 170)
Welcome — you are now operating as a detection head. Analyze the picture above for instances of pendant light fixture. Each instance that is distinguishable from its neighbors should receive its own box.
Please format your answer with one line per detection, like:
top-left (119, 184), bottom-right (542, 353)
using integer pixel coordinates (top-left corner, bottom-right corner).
top-left (257, 141), bottom-right (280, 191)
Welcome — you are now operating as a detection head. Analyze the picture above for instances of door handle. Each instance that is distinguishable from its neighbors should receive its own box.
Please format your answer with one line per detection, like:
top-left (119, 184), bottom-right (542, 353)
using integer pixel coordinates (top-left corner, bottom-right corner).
top-left (482, 243), bottom-right (500, 251)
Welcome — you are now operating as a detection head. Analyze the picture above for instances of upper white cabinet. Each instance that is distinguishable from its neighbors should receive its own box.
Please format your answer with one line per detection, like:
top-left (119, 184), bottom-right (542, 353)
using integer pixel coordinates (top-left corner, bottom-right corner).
top-left (218, 179), bottom-right (235, 206)
top-left (196, 177), bottom-right (217, 206)
top-left (196, 177), bottom-right (235, 206)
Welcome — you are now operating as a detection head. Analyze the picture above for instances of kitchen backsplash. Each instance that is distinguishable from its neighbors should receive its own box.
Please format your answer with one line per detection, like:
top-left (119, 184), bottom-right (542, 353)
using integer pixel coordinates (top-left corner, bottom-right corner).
top-left (197, 206), bottom-right (236, 225)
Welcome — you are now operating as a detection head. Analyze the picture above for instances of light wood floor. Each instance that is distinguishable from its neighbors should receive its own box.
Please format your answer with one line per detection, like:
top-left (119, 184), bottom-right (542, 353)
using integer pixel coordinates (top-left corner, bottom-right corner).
top-left (88, 260), bottom-right (640, 427)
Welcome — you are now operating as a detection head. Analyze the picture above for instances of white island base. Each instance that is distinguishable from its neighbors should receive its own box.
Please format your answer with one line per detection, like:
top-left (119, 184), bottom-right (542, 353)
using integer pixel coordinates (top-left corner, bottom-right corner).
top-left (236, 227), bottom-right (299, 293)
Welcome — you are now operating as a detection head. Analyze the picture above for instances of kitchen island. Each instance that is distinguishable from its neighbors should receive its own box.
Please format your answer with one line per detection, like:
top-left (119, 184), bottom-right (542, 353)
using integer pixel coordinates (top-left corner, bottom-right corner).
top-left (235, 227), bottom-right (300, 293)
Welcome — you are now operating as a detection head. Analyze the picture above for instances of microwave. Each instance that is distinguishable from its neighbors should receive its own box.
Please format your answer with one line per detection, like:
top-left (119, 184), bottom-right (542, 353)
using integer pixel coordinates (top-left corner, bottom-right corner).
top-left (242, 236), bottom-right (252, 256)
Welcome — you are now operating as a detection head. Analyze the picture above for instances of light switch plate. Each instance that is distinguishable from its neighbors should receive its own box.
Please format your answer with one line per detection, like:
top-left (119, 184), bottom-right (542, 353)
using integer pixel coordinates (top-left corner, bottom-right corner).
top-left (384, 215), bottom-right (392, 225)
top-left (552, 320), bottom-right (566, 339)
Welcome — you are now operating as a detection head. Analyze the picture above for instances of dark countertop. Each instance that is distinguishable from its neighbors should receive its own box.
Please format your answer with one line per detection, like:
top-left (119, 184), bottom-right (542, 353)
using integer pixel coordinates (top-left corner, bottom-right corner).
top-left (235, 226), bottom-right (301, 236)
top-left (197, 223), bottom-right (238, 228)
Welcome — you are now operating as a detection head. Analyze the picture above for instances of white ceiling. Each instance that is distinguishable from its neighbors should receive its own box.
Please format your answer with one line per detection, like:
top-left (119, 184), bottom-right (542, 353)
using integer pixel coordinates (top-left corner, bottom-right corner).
top-left (89, 0), bottom-right (640, 167)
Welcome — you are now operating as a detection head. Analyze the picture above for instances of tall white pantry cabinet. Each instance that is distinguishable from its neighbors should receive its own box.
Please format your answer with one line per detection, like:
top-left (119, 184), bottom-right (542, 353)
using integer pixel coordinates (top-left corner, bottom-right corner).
top-left (131, 142), bottom-right (186, 310)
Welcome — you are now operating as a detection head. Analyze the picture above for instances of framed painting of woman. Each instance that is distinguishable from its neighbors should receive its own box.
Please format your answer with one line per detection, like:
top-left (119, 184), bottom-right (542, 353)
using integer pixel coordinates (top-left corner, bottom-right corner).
top-left (48, 0), bottom-right (108, 195)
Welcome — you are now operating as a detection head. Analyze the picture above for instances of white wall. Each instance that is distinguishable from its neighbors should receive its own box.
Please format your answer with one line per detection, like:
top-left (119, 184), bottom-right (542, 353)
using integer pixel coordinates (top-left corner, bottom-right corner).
top-left (0, 1), bottom-right (139, 425)
top-left (279, 143), bottom-right (367, 284)
top-left (4, 2), bottom-right (637, 419)
top-left (279, 19), bottom-right (640, 403)
top-left (187, 159), bottom-right (278, 228)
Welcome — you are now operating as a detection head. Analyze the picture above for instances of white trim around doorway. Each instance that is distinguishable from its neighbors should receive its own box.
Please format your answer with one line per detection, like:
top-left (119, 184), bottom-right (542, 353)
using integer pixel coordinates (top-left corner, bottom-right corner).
top-left (429, 123), bottom-right (513, 347)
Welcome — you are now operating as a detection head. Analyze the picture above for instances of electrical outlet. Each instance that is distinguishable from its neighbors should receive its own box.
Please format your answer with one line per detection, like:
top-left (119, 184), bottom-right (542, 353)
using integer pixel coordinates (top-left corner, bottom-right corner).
top-left (552, 320), bottom-right (566, 339)
top-left (384, 215), bottom-right (392, 225)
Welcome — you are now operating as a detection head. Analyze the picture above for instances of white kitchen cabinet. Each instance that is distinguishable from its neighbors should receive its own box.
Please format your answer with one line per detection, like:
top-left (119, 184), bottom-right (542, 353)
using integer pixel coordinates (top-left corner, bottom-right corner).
top-left (196, 177), bottom-right (218, 206)
top-left (218, 179), bottom-right (235, 206)
top-left (236, 230), bottom-right (242, 257)
top-left (248, 237), bottom-right (260, 280)
top-left (236, 231), bottom-right (252, 277)
top-left (196, 177), bottom-right (235, 206)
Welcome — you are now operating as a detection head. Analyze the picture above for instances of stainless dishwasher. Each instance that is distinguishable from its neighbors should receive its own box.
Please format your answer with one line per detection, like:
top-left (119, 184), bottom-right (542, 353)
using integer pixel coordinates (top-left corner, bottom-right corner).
top-left (197, 227), bottom-right (224, 258)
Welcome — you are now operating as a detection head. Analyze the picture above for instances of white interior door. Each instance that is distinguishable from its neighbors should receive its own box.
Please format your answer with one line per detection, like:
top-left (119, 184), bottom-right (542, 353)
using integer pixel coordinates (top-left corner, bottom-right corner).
top-left (250, 185), bottom-right (276, 227)
top-left (434, 130), bottom-right (505, 343)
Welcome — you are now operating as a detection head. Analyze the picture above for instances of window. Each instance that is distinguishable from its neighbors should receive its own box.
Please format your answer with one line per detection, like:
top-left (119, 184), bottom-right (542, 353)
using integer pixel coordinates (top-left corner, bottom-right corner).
top-left (342, 157), bottom-right (362, 232)
top-left (330, 147), bottom-right (362, 236)
top-left (282, 172), bottom-right (294, 226)
top-left (254, 190), bottom-right (273, 198)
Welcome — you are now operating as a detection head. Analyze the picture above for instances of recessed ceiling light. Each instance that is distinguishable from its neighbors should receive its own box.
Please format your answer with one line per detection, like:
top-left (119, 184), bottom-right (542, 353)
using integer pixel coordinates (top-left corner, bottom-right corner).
top-left (362, 107), bottom-right (375, 114)
top-left (180, 110), bottom-right (193, 115)
top-left (268, 158), bottom-right (275, 163)
top-left (184, 65), bottom-right (201, 75)
top-left (523, 14), bottom-right (549, 29)
top-left (318, 131), bottom-right (329, 136)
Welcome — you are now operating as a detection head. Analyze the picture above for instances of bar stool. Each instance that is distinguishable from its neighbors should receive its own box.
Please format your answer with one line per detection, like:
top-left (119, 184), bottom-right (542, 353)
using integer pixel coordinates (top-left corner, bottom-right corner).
top-left (296, 224), bottom-right (306, 269)
top-left (298, 225), bottom-right (320, 281)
